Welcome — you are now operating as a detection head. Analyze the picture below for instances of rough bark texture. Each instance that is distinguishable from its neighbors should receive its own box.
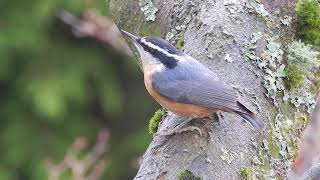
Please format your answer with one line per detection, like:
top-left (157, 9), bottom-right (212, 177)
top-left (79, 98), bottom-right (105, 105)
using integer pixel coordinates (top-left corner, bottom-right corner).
top-left (108, 0), bottom-right (319, 179)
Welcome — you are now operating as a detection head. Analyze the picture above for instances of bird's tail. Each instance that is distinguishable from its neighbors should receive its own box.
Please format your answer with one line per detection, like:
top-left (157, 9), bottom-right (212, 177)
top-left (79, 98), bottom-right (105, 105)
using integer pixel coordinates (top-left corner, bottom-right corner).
top-left (235, 101), bottom-right (264, 131)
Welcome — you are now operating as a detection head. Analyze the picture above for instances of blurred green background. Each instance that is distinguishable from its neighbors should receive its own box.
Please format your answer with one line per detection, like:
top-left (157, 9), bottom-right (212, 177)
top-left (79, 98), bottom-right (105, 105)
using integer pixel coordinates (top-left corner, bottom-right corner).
top-left (0, 0), bottom-right (158, 179)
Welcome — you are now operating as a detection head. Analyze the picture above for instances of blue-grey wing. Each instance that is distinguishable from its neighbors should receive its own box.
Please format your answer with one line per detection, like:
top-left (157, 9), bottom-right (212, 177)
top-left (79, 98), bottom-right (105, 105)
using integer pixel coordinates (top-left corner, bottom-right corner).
top-left (152, 58), bottom-right (239, 110)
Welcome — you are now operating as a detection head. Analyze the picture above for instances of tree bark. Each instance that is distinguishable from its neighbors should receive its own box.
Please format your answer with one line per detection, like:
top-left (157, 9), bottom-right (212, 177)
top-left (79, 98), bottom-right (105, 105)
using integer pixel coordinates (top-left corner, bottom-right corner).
top-left (108, 0), bottom-right (319, 179)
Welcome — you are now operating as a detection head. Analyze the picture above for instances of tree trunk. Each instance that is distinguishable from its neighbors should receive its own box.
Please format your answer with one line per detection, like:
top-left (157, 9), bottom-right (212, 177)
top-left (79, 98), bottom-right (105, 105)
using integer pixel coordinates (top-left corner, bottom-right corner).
top-left (108, 0), bottom-right (319, 179)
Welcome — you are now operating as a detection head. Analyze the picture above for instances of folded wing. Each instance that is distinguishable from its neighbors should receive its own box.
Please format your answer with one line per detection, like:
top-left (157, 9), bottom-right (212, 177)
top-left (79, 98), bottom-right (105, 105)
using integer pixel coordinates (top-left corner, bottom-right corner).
top-left (152, 59), bottom-right (239, 111)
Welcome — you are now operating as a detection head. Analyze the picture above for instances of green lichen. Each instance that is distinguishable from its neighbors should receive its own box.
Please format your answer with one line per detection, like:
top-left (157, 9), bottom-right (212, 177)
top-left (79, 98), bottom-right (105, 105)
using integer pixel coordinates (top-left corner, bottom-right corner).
top-left (244, 36), bottom-right (286, 106)
top-left (287, 40), bottom-right (320, 71)
top-left (139, 0), bottom-right (158, 21)
top-left (178, 168), bottom-right (201, 180)
top-left (284, 84), bottom-right (317, 113)
top-left (241, 167), bottom-right (253, 180)
top-left (282, 40), bottom-right (319, 113)
top-left (175, 37), bottom-right (185, 49)
top-left (267, 128), bottom-right (281, 159)
top-left (284, 65), bottom-right (304, 90)
top-left (148, 109), bottom-right (164, 134)
top-left (296, 0), bottom-right (320, 45)
top-left (238, 2), bottom-right (319, 178)
top-left (246, 0), bottom-right (270, 17)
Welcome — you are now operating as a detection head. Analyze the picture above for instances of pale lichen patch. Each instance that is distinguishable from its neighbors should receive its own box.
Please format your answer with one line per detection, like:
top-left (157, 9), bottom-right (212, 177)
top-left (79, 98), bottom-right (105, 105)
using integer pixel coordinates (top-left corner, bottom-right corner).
top-left (280, 15), bottom-right (292, 26)
top-left (220, 148), bottom-right (238, 164)
top-left (165, 0), bottom-right (196, 46)
top-left (283, 40), bottom-right (319, 113)
top-left (139, 0), bottom-right (158, 21)
top-left (246, 36), bottom-right (285, 106)
top-left (224, 0), bottom-right (245, 14)
top-left (225, 53), bottom-right (233, 63)
top-left (245, 0), bottom-right (270, 17)
top-left (219, 147), bottom-right (246, 167)
top-left (283, 85), bottom-right (317, 113)
top-left (287, 40), bottom-right (320, 72)
top-left (238, 8), bottom-right (319, 178)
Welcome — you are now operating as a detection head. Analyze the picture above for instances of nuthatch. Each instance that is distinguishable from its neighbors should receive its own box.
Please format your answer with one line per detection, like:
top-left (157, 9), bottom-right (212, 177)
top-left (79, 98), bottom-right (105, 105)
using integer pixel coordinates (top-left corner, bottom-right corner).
top-left (121, 30), bottom-right (264, 132)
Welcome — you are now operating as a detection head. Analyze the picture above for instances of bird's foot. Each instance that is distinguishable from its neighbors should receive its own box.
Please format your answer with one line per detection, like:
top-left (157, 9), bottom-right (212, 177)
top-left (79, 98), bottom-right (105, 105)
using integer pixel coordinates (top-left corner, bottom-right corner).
top-left (158, 126), bottom-right (203, 136)
top-left (156, 118), bottom-right (202, 136)
top-left (212, 112), bottom-right (224, 121)
top-left (176, 126), bottom-right (202, 136)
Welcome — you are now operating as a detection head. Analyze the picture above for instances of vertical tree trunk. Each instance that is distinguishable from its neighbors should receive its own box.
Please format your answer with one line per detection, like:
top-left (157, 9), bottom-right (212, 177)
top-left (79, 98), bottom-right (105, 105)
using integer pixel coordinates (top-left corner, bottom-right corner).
top-left (108, 0), bottom-right (318, 179)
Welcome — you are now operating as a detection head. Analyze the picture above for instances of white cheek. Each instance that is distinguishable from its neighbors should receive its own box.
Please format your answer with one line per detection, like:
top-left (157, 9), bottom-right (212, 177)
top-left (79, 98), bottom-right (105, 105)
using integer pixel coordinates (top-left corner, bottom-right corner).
top-left (155, 63), bottom-right (165, 72)
top-left (138, 49), bottom-right (159, 65)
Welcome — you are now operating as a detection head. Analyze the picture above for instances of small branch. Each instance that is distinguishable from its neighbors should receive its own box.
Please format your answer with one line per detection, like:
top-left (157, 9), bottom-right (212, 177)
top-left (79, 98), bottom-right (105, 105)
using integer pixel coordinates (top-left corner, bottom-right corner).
top-left (45, 129), bottom-right (110, 180)
top-left (58, 9), bottom-right (133, 56)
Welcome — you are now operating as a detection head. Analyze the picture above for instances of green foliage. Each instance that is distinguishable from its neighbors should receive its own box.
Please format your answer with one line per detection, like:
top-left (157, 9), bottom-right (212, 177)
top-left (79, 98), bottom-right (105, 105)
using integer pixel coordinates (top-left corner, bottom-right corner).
top-left (284, 65), bottom-right (304, 90)
top-left (178, 168), bottom-right (201, 180)
top-left (241, 167), bottom-right (252, 180)
top-left (148, 109), bottom-right (164, 134)
top-left (296, 0), bottom-right (320, 45)
top-left (0, 0), bottom-right (155, 179)
top-left (105, 130), bottom-right (152, 179)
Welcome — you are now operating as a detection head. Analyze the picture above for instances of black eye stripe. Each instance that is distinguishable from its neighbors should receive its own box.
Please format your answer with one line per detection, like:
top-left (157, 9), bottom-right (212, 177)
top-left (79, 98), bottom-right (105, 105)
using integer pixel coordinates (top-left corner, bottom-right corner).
top-left (143, 37), bottom-right (182, 55)
top-left (138, 39), bottom-right (178, 69)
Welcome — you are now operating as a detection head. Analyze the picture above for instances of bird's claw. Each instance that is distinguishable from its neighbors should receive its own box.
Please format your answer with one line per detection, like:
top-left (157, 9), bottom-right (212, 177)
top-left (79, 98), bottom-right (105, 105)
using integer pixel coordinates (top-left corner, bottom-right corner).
top-left (157, 126), bottom-right (202, 136)
top-left (156, 118), bottom-right (202, 136)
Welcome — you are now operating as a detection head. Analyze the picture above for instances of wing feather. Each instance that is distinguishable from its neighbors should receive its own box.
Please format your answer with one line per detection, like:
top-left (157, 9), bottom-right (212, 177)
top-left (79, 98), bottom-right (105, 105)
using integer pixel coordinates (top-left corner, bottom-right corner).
top-left (152, 57), bottom-right (239, 110)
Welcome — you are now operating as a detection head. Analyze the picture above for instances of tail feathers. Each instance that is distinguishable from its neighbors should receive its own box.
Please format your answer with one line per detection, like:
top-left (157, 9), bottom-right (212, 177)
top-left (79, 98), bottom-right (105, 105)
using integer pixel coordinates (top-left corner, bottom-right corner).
top-left (236, 111), bottom-right (264, 131)
top-left (235, 102), bottom-right (264, 131)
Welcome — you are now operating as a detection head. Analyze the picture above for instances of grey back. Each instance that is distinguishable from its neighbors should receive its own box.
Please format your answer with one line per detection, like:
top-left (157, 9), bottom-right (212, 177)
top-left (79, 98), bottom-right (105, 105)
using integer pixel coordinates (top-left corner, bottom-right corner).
top-left (152, 56), bottom-right (239, 110)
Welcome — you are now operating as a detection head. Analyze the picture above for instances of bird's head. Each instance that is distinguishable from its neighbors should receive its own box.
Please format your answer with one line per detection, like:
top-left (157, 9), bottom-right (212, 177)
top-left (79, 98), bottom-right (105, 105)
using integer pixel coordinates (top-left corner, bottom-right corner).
top-left (121, 30), bottom-right (184, 71)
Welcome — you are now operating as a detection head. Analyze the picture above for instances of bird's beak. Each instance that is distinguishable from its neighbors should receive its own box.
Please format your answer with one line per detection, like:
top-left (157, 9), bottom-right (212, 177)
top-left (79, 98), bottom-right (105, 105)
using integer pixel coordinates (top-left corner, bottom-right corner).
top-left (120, 29), bottom-right (139, 42)
top-left (120, 29), bottom-right (143, 70)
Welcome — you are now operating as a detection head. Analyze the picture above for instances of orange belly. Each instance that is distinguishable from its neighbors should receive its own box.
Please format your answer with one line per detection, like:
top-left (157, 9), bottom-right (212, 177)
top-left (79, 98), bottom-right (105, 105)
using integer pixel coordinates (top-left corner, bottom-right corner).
top-left (149, 89), bottom-right (214, 118)
top-left (144, 71), bottom-right (223, 118)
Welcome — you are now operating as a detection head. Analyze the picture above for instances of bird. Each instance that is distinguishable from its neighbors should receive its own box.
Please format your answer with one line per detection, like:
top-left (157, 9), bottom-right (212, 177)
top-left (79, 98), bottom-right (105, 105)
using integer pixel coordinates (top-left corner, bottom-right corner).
top-left (120, 29), bottom-right (264, 134)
